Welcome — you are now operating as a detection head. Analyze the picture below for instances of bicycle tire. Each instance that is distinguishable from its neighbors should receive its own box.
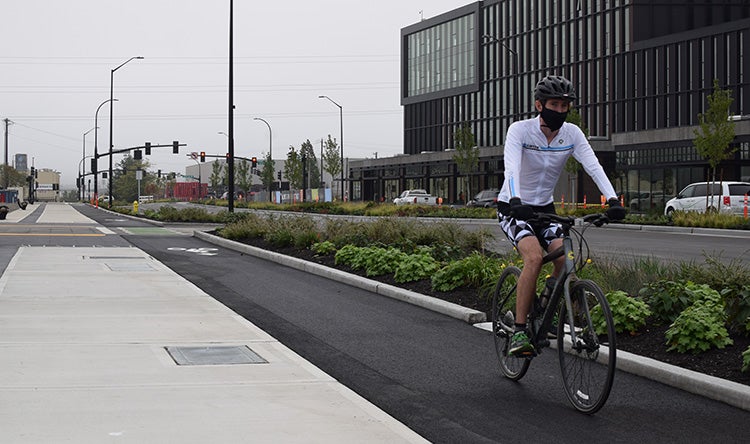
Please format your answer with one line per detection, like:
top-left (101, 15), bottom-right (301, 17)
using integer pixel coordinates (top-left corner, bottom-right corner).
top-left (556, 279), bottom-right (616, 414)
top-left (491, 266), bottom-right (531, 380)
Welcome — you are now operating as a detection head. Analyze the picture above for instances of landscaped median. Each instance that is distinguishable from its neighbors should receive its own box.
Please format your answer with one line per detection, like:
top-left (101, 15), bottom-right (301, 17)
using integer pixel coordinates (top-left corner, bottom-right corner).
top-left (193, 230), bottom-right (486, 324)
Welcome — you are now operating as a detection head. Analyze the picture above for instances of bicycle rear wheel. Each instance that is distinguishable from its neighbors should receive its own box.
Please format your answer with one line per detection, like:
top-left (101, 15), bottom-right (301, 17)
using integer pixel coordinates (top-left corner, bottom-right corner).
top-left (491, 266), bottom-right (530, 380)
top-left (556, 279), bottom-right (616, 414)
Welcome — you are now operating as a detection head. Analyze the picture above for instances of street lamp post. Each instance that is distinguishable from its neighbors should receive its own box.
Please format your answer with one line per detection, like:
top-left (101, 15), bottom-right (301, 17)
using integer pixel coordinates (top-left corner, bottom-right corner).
top-left (253, 117), bottom-right (272, 202)
top-left (81, 127), bottom-right (96, 201)
top-left (483, 34), bottom-right (519, 120)
top-left (109, 56), bottom-right (144, 208)
top-left (94, 98), bottom-right (117, 202)
top-left (318, 95), bottom-right (344, 201)
top-left (78, 155), bottom-right (94, 202)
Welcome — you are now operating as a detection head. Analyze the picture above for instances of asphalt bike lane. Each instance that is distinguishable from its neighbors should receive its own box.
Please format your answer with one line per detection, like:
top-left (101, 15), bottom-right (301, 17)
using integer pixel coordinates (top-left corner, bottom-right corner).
top-left (73, 204), bottom-right (750, 443)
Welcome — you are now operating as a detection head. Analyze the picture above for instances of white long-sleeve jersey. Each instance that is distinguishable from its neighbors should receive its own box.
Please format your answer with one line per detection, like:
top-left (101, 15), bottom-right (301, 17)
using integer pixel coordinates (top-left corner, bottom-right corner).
top-left (497, 116), bottom-right (617, 206)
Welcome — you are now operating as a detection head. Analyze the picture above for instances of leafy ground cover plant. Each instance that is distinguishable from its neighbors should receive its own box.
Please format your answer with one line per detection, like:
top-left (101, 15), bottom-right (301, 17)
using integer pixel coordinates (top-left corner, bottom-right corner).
top-left (431, 252), bottom-right (504, 293)
top-left (665, 283), bottom-right (733, 354)
top-left (394, 249), bottom-right (441, 283)
top-left (639, 280), bottom-right (694, 323)
top-left (592, 290), bottom-right (651, 334)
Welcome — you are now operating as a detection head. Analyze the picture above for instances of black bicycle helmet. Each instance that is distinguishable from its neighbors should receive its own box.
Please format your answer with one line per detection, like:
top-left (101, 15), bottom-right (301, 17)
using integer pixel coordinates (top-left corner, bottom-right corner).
top-left (534, 75), bottom-right (577, 102)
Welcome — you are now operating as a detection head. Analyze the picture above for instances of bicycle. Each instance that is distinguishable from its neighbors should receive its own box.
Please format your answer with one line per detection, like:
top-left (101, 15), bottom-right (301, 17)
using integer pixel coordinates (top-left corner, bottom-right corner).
top-left (491, 212), bottom-right (616, 414)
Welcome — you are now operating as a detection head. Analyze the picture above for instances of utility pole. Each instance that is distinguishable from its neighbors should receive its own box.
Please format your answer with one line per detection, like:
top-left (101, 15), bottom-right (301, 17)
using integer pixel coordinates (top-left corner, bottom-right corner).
top-left (3, 118), bottom-right (12, 189)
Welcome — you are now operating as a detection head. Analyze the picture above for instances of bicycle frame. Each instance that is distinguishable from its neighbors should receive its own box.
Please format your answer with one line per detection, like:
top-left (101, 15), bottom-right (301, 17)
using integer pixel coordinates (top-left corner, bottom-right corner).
top-left (528, 218), bottom-right (587, 352)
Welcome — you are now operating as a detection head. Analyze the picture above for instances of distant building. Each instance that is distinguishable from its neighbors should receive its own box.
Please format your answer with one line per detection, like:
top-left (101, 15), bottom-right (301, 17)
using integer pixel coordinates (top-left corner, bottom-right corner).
top-left (348, 0), bottom-right (750, 206)
top-left (14, 154), bottom-right (28, 172)
top-left (34, 169), bottom-right (61, 202)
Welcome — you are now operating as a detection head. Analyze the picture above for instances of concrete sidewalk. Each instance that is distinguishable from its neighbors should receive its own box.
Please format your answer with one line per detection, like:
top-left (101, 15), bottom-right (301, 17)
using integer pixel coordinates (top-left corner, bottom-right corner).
top-left (0, 203), bottom-right (427, 443)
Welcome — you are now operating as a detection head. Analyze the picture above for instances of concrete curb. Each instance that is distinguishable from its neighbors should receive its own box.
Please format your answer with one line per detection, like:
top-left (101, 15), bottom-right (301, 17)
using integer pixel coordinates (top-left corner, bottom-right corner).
top-left (193, 231), bottom-right (486, 324)
top-left (615, 349), bottom-right (750, 411)
top-left (92, 204), bottom-right (165, 226)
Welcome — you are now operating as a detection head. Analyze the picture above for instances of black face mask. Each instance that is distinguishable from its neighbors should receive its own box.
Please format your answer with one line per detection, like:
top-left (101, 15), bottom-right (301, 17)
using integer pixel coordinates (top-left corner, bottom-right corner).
top-left (540, 107), bottom-right (568, 131)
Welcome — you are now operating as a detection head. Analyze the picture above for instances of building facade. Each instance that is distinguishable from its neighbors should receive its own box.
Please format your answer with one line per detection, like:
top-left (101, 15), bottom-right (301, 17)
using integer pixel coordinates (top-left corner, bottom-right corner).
top-left (349, 0), bottom-right (750, 209)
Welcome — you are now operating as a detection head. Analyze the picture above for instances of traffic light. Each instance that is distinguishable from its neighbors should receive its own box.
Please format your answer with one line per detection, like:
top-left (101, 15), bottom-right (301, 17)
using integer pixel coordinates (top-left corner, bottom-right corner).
top-left (277, 171), bottom-right (282, 180)
top-left (173, 141), bottom-right (179, 154)
top-left (134, 149), bottom-right (142, 160)
top-left (145, 142), bottom-right (151, 155)
top-left (251, 156), bottom-right (257, 168)
top-left (157, 169), bottom-right (162, 178)
top-left (200, 151), bottom-right (206, 162)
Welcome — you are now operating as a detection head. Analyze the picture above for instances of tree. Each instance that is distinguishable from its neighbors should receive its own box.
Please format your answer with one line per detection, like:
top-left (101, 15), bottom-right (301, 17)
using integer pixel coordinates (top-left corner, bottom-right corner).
top-left (1, 165), bottom-right (28, 188)
top-left (260, 151), bottom-right (275, 200)
top-left (322, 135), bottom-right (342, 196)
top-left (452, 124), bottom-right (478, 202)
top-left (210, 161), bottom-right (224, 192)
top-left (694, 79), bottom-right (736, 210)
top-left (112, 155), bottom-right (152, 202)
top-left (300, 139), bottom-right (321, 189)
top-left (236, 159), bottom-right (251, 195)
top-left (285, 145), bottom-right (303, 190)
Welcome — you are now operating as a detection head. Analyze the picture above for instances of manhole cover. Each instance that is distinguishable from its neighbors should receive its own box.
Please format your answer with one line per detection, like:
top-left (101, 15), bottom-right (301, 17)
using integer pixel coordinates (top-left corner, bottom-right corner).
top-left (165, 345), bottom-right (268, 366)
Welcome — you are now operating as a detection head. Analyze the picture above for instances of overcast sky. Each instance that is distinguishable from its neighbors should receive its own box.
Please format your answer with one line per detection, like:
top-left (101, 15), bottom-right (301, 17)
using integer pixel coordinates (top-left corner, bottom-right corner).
top-left (1, 0), bottom-right (464, 188)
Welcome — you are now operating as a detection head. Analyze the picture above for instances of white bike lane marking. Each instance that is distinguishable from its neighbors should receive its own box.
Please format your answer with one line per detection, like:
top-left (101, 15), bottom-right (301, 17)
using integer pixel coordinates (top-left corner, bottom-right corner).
top-left (167, 247), bottom-right (219, 256)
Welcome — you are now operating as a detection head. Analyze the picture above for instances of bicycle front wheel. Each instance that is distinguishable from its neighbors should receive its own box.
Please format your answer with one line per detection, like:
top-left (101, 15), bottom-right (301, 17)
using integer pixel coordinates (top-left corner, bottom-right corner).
top-left (556, 279), bottom-right (616, 414)
top-left (491, 266), bottom-right (530, 380)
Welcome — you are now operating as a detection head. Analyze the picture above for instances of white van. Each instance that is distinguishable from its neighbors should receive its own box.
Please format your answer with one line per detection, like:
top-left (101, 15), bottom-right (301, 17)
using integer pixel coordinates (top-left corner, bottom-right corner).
top-left (664, 181), bottom-right (750, 216)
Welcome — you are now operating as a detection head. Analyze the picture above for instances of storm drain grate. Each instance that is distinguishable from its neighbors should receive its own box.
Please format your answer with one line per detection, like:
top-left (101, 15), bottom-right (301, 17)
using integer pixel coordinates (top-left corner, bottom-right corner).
top-left (165, 345), bottom-right (268, 366)
top-left (105, 262), bottom-right (156, 272)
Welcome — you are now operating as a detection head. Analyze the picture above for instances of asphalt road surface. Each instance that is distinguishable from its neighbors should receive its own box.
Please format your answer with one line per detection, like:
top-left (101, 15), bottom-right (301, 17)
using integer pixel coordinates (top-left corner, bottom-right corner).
top-left (65, 203), bottom-right (750, 443)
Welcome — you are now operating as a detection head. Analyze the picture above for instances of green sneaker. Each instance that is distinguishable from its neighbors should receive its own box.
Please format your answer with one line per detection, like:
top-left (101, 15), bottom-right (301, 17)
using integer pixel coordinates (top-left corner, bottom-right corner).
top-left (508, 331), bottom-right (535, 357)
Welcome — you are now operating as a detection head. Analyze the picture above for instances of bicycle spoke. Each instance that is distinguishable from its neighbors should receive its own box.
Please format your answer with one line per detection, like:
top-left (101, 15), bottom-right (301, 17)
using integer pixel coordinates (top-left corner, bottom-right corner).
top-left (557, 280), bottom-right (616, 413)
top-left (492, 266), bottom-right (530, 380)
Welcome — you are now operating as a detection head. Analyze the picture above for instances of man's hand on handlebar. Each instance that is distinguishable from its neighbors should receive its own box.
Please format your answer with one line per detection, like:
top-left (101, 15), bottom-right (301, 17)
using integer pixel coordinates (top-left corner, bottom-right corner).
top-left (509, 197), bottom-right (534, 220)
top-left (605, 198), bottom-right (626, 221)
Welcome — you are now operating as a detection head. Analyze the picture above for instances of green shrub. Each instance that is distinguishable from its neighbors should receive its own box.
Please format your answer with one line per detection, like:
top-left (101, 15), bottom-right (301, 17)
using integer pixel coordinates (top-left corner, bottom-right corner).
top-left (639, 280), bottom-right (693, 323)
top-left (310, 241), bottom-right (337, 256)
top-left (431, 252), bottom-right (503, 293)
top-left (394, 252), bottom-right (440, 283)
top-left (665, 283), bottom-right (733, 354)
top-left (591, 291), bottom-right (651, 334)
top-left (743, 346), bottom-right (750, 373)
top-left (265, 228), bottom-right (294, 247)
top-left (334, 244), bottom-right (361, 266)
top-left (334, 245), bottom-right (405, 277)
top-left (220, 212), bottom-right (268, 240)
top-left (723, 285), bottom-right (750, 334)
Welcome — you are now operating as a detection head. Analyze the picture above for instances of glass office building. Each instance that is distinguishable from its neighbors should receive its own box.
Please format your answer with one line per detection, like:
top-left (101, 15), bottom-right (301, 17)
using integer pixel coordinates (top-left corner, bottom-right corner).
top-left (349, 0), bottom-right (750, 210)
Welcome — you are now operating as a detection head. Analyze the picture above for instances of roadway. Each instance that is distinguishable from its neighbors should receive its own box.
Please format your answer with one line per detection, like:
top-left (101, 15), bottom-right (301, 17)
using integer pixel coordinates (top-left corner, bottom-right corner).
top-left (65, 203), bottom-right (750, 443)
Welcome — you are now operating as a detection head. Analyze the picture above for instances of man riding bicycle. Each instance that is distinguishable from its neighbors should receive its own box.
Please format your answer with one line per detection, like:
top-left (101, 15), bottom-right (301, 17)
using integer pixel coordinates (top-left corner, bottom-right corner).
top-left (496, 75), bottom-right (626, 357)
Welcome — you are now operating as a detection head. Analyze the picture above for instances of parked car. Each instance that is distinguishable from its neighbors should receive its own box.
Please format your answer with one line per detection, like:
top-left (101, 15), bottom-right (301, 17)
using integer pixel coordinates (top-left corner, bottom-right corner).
top-left (393, 189), bottom-right (439, 205)
top-left (466, 189), bottom-right (499, 208)
top-left (664, 181), bottom-right (750, 216)
top-left (629, 192), bottom-right (666, 211)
